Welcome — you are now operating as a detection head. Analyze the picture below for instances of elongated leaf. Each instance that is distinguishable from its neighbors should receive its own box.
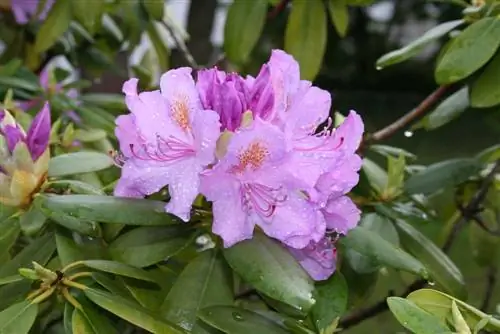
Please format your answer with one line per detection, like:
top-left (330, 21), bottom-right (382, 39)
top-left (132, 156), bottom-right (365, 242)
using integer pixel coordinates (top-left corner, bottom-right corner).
top-left (224, 0), bottom-right (268, 64)
top-left (34, 0), bottom-right (72, 53)
top-left (417, 87), bottom-right (469, 130)
top-left (470, 50), bottom-right (500, 108)
top-left (370, 145), bottom-right (416, 160)
top-left (81, 260), bottom-right (157, 283)
top-left (199, 306), bottom-right (289, 334)
top-left (64, 303), bottom-right (73, 334)
top-left (327, 0), bottom-right (349, 37)
top-left (340, 226), bottom-right (428, 278)
top-left (72, 309), bottom-right (94, 334)
top-left (55, 231), bottom-right (87, 267)
top-left (0, 275), bottom-right (23, 286)
top-left (75, 295), bottom-right (119, 334)
top-left (109, 226), bottom-right (192, 267)
top-left (0, 76), bottom-right (41, 92)
top-left (19, 204), bottom-right (46, 236)
top-left (285, 0), bottom-right (327, 80)
top-left (48, 211), bottom-right (101, 237)
top-left (39, 195), bottom-right (177, 226)
top-left (49, 180), bottom-right (105, 196)
top-left (0, 218), bottom-right (20, 255)
top-left (376, 20), bottom-right (464, 69)
top-left (395, 219), bottom-right (466, 299)
top-left (0, 301), bottom-right (38, 334)
top-left (84, 288), bottom-right (185, 334)
top-left (48, 152), bottom-right (114, 177)
top-left (311, 273), bottom-right (348, 333)
top-left (0, 281), bottom-right (31, 311)
top-left (161, 250), bottom-right (233, 333)
top-left (142, 0), bottom-right (164, 20)
top-left (435, 17), bottom-right (500, 84)
top-left (80, 94), bottom-right (125, 111)
top-left (146, 22), bottom-right (169, 72)
top-left (404, 158), bottom-right (480, 195)
top-left (224, 232), bottom-right (315, 313)
top-left (387, 297), bottom-right (451, 334)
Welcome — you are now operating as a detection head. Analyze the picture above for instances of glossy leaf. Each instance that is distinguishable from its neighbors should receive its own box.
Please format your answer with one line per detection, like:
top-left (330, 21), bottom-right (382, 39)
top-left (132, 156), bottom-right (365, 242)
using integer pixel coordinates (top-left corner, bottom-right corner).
top-left (340, 226), bottom-right (428, 278)
top-left (384, 154), bottom-right (406, 198)
top-left (224, 0), bottom-right (268, 64)
top-left (327, 0), bottom-right (349, 37)
top-left (0, 301), bottom-right (38, 334)
top-left (285, 0), bottom-right (327, 80)
top-left (34, 0), bottom-right (72, 53)
top-left (75, 295), bottom-right (119, 334)
top-left (0, 217), bottom-right (20, 255)
top-left (81, 260), bottom-right (157, 283)
top-left (435, 17), bottom-right (500, 84)
top-left (198, 306), bottom-right (289, 334)
top-left (470, 50), bottom-right (500, 108)
top-left (361, 158), bottom-right (388, 195)
top-left (224, 232), bottom-right (315, 313)
top-left (55, 231), bottom-right (87, 267)
top-left (404, 158), bottom-right (480, 195)
top-left (311, 273), bottom-right (348, 333)
top-left (387, 297), bottom-right (451, 334)
top-left (109, 226), bottom-right (192, 267)
top-left (47, 211), bottom-right (101, 237)
top-left (394, 219), bottom-right (466, 299)
top-left (161, 250), bottom-right (233, 333)
top-left (84, 288), bottom-right (185, 334)
top-left (146, 21), bottom-right (170, 72)
top-left (72, 0), bottom-right (103, 34)
top-left (19, 204), bottom-right (46, 236)
top-left (48, 180), bottom-right (105, 196)
top-left (72, 309), bottom-right (94, 334)
top-left (376, 20), bottom-right (463, 69)
top-left (417, 87), bottom-right (469, 130)
top-left (48, 152), bottom-right (114, 177)
top-left (39, 195), bottom-right (177, 226)
top-left (475, 144), bottom-right (500, 164)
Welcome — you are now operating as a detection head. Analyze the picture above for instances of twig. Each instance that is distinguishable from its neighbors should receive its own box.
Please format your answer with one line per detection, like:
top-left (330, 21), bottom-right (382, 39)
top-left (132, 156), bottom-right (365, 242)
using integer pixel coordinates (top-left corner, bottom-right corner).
top-left (480, 266), bottom-right (497, 312)
top-left (161, 21), bottom-right (199, 69)
top-left (339, 160), bottom-right (500, 330)
top-left (367, 85), bottom-right (449, 143)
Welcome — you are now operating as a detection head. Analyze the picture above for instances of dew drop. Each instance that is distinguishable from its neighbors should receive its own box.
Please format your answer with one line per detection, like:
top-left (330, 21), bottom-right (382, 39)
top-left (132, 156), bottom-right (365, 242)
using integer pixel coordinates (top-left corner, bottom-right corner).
top-left (404, 130), bottom-right (413, 138)
top-left (232, 312), bottom-right (244, 321)
top-left (428, 280), bottom-right (436, 286)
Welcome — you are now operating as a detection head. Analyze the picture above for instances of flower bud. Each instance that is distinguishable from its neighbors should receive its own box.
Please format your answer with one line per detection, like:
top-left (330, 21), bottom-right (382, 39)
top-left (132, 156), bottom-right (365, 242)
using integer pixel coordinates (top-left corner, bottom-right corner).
top-left (0, 103), bottom-right (51, 208)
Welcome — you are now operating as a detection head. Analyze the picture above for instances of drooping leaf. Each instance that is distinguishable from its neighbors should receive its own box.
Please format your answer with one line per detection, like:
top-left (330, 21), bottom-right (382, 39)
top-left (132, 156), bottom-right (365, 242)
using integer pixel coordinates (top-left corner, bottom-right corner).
top-left (394, 219), bottom-right (466, 299)
top-left (34, 0), bottom-right (72, 53)
top-left (161, 250), bottom-right (233, 333)
top-left (75, 294), bottom-right (119, 334)
top-left (416, 87), bottom-right (469, 130)
top-left (146, 22), bottom-right (170, 72)
top-left (48, 152), bottom-right (114, 177)
top-left (224, 0), bottom-right (268, 64)
top-left (340, 226), bottom-right (428, 278)
top-left (285, 0), bottom-right (327, 80)
top-left (198, 306), bottom-right (289, 334)
top-left (224, 232), bottom-right (315, 314)
top-left (39, 195), bottom-right (177, 226)
top-left (109, 226), bottom-right (192, 267)
top-left (81, 260), bottom-right (157, 283)
top-left (72, 0), bottom-right (103, 34)
top-left (470, 50), bottom-right (500, 108)
top-left (435, 17), bottom-right (500, 84)
top-left (84, 288), bottom-right (185, 334)
top-left (376, 20), bottom-right (464, 69)
top-left (0, 301), bottom-right (38, 334)
top-left (404, 158), bottom-right (480, 195)
top-left (327, 0), bottom-right (349, 37)
top-left (311, 273), bottom-right (348, 333)
top-left (387, 297), bottom-right (452, 334)
top-left (72, 309), bottom-right (94, 334)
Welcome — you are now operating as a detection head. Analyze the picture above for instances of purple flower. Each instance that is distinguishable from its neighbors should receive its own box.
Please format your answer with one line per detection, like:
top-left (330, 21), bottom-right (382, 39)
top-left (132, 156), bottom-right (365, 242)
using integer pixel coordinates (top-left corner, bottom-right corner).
top-left (288, 238), bottom-right (337, 281)
top-left (11, 0), bottom-right (54, 24)
top-left (114, 68), bottom-right (221, 221)
top-left (200, 118), bottom-right (325, 248)
top-left (196, 68), bottom-right (249, 131)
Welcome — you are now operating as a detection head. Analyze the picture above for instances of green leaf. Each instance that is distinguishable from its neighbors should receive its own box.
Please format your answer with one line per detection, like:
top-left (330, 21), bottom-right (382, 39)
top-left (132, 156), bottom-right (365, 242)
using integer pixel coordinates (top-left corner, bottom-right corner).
top-left (47, 211), bottom-right (101, 237)
top-left (451, 300), bottom-right (472, 334)
top-left (475, 144), bottom-right (500, 164)
top-left (76, 106), bottom-right (117, 135)
top-left (48, 152), bottom-right (114, 177)
top-left (384, 154), bottom-right (406, 198)
top-left (161, 250), bottom-right (232, 332)
top-left (80, 94), bottom-right (125, 111)
top-left (71, 0), bottom-right (103, 34)
top-left (224, 0), bottom-right (268, 64)
top-left (84, 288), bottom-right (185, 334)
top-left (81, 260), bottom-right (157, 283)
top-left (0, 233), bottom-right (55, 279)
top-left (64, 303), bottom-right (73, 334)
top-left (0, 76), bottom-right (41, 92)
top-left (387, 297), bottom-right (452, 334)
top-left (327, 0), bottom-right (349, 37)
top-left (285, 0), bottom-right (327, 80)
top-left (339, 226), bottom-right (428, 278)
top-left (19, 204), bottom-right (46, 236)
top-left (0, 275), bottom-right (23, 286)
top-left (394, 219), bottom-right (466, 299)
top-left (0, 301), bottom-right (38, 334)
top-left (470, 50), bottom-right (500, 108)
top-left (38, 195), bottom-right (177, 226)
top-left (75, 296), bottom-right (119, 334)
top-left (0, 217), bottom-right (20, 255)
top-left (345, 0), bottom-right (375, 5)
top-left (376, 20), bottom-right (464, 69)
top-left (198, 306), bottom-right (289, 334)
top-left (72, 309), bottom-right (94, 334)
top-left (404, 158), bottom-right (480, 195)
top-left (361, 158), bottom-right (388, 195)
top-left (34, 0), bottom-right (72, 53)
top-left (0, 281), bottom-right (31, 311)
top-left (73, 129), bottom-right (107, 144)
top-left (55, 231), bottom-right (87, 267)
top-left (417, 87), bottom-right (469, 130)
top-left (435, 17), bottom-right (500, 84)
top-left (224, 232), bottom-right (315, 314)
top-left (141, 0), bottom-right (164, 20)
top-left (146, 22), bottom-right (170, 72)
top-left (48, 180), bottom-right (105, 196)
top-left (469, 209), bottom-right (500, 267)
top-left (370, 145), bottom-right (416, 160)
top-left (311, 273), bottom-right (348, 333)
top-left (109, 226), bottom-right (192, 267)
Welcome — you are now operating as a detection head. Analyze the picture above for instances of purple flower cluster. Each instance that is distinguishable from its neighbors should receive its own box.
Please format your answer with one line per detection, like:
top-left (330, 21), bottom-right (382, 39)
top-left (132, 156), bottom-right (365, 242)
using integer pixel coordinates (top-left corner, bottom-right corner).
top-left (11, 0), bottom-right (54, 24)
top-left (114, 50), bottom-right (364, 280)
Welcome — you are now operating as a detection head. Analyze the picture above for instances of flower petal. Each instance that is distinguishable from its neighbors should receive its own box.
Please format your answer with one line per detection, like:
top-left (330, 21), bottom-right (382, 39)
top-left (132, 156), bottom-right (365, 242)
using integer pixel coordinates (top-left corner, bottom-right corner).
top-left (322, 196), bottom-right (361, 234)
top-left (331, 110), bottom-right (364, 155)
top-left (288, 238), bottom-right (337, 281)
top-left (26, 102), bottom-right (51, 160)
top-left (114, 160), bottom-right (170, 198)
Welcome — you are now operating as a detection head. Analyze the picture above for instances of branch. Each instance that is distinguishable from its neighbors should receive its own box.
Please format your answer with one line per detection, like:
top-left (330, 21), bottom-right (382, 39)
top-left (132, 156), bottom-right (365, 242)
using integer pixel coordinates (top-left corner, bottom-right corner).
top-left (339, 160), bottom-right (500, 330)
top-left (161, 21), bottom-right (199, 69)
top-left (480, 266), bottom-right (497, 312)
top-left (367, 85), bottom-right (449, 143)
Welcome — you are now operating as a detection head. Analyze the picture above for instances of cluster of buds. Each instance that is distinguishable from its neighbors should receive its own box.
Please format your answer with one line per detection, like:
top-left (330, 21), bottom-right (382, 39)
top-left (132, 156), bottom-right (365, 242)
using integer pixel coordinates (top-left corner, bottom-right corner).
top-left (0, 103), bottom-right (51, 208)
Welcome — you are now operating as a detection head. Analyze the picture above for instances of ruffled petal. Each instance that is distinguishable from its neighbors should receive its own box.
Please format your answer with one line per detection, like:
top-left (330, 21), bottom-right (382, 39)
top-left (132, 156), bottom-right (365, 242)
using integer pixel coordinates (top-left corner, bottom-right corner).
top-left (322, 196), bottom-right (361, 234)
top-left (288, 238), bottom-right (337, 281)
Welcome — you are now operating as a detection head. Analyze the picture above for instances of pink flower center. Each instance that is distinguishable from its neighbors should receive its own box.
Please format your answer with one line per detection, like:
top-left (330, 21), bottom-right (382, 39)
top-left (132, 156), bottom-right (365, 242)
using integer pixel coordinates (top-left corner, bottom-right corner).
top-left (229, 141), bottom-right (269, 174)
top-left (240, 182), bottom-right (287, 218)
